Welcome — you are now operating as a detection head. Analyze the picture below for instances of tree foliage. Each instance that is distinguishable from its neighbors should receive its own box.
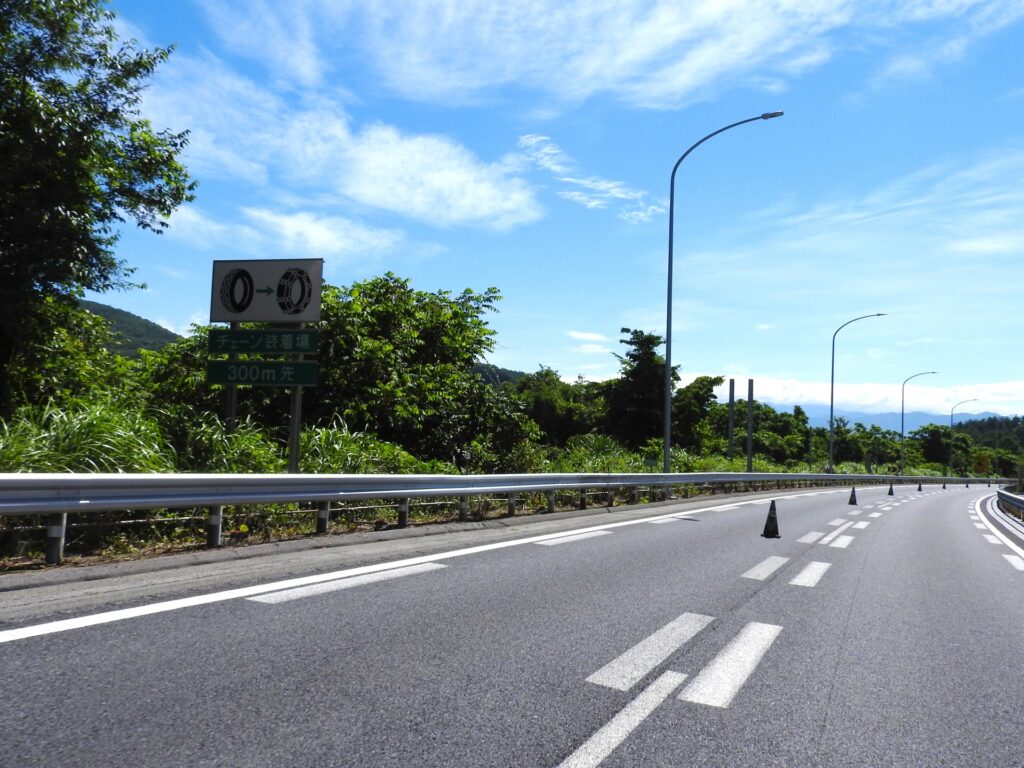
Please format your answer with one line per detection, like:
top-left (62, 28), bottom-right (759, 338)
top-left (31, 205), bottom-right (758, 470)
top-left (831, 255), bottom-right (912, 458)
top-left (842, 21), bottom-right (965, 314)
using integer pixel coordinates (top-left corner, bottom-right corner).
top-left (0, 0), bottom-right (194, 414)
top-left (604, 328), bottom-right (676, 449)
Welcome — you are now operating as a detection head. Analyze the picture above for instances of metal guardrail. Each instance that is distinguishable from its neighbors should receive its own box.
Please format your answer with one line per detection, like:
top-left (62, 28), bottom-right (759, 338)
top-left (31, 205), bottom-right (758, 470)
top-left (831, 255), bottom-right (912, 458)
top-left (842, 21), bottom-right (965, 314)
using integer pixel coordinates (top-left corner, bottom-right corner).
top-left (996, 486), bottom-right (1024, 517)
top-left (0, 471), bottom-right (1006, 564)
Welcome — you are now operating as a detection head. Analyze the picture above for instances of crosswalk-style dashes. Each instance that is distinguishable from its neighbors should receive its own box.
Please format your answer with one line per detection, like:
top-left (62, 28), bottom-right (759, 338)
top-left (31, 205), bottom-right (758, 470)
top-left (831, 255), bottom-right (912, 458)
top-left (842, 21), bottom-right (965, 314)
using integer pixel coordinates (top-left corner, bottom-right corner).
top-left (741, 556), bottom-right (790, 581)
top-left (789, 561), bottom-right (831, 587)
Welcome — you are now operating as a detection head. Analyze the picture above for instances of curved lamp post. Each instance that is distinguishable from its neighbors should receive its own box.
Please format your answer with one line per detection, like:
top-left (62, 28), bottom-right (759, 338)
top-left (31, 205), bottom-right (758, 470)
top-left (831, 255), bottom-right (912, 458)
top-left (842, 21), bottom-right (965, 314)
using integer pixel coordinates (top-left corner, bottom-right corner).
top-left (900, 370), bottom-right (938, 475)
top-left (662, 111), bottom-right (784, 472)
top-left (948, 398), bottom-right (978, 477)
top-left (828, 313), bottom-right (886, 472)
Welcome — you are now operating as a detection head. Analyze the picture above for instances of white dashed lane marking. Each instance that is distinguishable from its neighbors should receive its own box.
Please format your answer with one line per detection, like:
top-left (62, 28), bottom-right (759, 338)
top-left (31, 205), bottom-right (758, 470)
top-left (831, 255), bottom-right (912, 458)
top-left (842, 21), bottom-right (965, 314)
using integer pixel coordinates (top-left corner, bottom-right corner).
top-left (830, 535), bottom-right (855, 549)
top-left (586, 613), bottom-right (714, 692)
top-left (819, 521), bottom-right (855, 545)
top-left (852, 521), bottom-right (870, 530)
top-left (827, 518), bottom-right (847, 526)
top-left (798, 531), bottom-right (825, 544)
top-left (559, 671), bottom-right (687, 768)
top-left (247, 563), bottom-right (446, 604)
top-left (869, 512), bottom-right (882, 518)
top-left (983, 534), bottom-right (1001, 545)
top-left (1004, 555), bottom-right (1024, 571)
top-left (537, 531), bottom-right (612, 546)
top-left (741, 556), bottom-right (790, 581)
top-left (789, 561), bottom-right (831, 587)
top-left (677, 622), bottom-right (783, 708)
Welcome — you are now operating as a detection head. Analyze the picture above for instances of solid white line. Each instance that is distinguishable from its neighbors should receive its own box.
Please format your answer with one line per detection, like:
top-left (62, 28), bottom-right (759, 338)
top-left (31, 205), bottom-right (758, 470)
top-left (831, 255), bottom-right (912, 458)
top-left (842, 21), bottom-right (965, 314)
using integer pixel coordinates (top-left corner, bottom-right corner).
top-left (983, 534), bottom-right (1001, 545)
top-left (852, 521), bottom-right (870, 530)
top-left (677, 622), bottom-right (782, 708)
top-left (1003, 555), bottom-right (1024, 571)
top-left (559, 671), bottom-right (687, 768)
top-left (586, 613), bottom-right (714, 691)
top-left (536, 531), bottom-right (611, 546)
top-left (830, 535), bottom-right (854, 549)
top-left (789, 561), bottom-right (831, 587)
top-left (869, 512), bottom-right (883, 518)
top-left (247, 563), bottom-right (445, 604)
top-left (797, 531), bottom-right (825, 544)
top-left (827, 518), bottom-right (847, 526)
top-left (819, 521), bottom-right (855, 545)
top-left (647, 517), bottom-right (686, 524)
top-left (741, 556), bottom-right (790, 581)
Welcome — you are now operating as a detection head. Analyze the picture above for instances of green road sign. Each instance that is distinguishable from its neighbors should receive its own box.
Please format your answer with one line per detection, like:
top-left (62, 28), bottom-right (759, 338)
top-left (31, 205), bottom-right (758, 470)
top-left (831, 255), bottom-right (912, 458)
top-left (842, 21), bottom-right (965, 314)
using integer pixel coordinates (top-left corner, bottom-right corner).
top-left (208, 329), bottom-right (320, 354)
top-left (206, 361), bottom-right (318, 387)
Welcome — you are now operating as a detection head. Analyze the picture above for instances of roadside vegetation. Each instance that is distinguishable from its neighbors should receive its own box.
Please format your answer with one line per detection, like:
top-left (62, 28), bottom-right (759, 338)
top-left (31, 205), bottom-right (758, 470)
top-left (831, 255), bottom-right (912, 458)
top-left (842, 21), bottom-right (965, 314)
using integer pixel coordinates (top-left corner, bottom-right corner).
top-left (1, 1), bottom-right (1020, 563)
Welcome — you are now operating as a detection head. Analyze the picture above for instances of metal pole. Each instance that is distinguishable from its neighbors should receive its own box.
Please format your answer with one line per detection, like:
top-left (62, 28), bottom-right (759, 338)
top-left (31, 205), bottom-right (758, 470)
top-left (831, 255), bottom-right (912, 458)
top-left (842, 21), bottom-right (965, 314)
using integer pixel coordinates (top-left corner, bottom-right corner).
top-left (828, 313), bottom-right (886, 471)
top-left (226, 321), bottom-right (239, 433)
top-left (727, 378), bottom-right (735, 461)
top-left (287, 322), bottom-right (305, 474)
top-left (746, 379), bottom-right (754, 473)
top-left (900, 371), bottom-right (938, 475)
top-left (662, 111), bottom-right (784, 472)
top-left (949, 398), bottom-right (977, 477)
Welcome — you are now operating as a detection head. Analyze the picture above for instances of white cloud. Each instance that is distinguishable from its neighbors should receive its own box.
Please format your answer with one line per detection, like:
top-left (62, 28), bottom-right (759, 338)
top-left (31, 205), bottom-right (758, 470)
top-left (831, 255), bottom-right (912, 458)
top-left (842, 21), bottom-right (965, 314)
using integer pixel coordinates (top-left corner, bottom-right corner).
top-left (575, 343), bottom-right (612, 355)
top-left (241, 208), bottom-right (404, 257)
top-left (567, 330), bottom-right (609, 341)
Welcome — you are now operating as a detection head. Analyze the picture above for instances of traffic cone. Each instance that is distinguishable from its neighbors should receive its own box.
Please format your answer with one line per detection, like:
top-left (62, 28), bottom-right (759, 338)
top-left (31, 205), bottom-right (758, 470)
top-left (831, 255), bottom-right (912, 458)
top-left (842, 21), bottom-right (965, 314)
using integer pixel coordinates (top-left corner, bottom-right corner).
top-left (917, 482), bottom-right (922, 492)
top-left (848, 487), bottom-right (857, 505)
top-left (761, 500), bottom-right (780, 538)
top-left (966, 481), bottom-right (970, 488)
top-left (887, 483), bottom-right (894, 496)
top-left (942, 482), bottom-right (946, 489)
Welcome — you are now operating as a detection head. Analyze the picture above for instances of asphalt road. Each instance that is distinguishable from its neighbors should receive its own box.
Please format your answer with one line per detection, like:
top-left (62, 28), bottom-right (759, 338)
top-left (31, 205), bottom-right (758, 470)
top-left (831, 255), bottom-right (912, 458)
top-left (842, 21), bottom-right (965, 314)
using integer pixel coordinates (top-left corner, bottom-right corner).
top-left (1, 483), bottom-right (1022, 768)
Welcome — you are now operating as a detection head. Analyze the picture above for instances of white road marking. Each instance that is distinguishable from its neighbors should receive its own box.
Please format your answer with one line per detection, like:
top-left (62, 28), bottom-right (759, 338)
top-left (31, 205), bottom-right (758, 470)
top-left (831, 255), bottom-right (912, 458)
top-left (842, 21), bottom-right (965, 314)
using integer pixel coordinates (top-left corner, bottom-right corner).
top-left (677, 622), bottom-right (782, 708)
top-left (827, 518), bottom-right (847, 526)
top-left (789, 561), bottom-right (831, 587)
top-left (741, 556), bottom-right (790, 581)
top-left (648, 517), bottom-right (686, 524)
top-left (852, 521), bottom-right (870, 530)
top-left (0, 488), bottom-right (834, 645)
top-left (869, 512), bottom-right (883, 518)
top-left (1003, 555), bottom-right (1024, 571)
top-left (537, 531), bottom-right (611, 546)
top-left (559, 671), bottom-right (687, 768)
top-left (586, 613), bottom-right (714, 691)
top-left (798, 531), bottom-right (825, 544)
top-left (830, 535), bottom-right (855, 549)
top-left (983, 534), bottom-right (1001, 545)
top-left (847, 511), bottom-right (860, 516)
top-left (862, 505), bottom-right (875, 509)
top-left (974, 523), bottom-right (987, 530)
top-left (247, 563), bottom-right (445, 604)
top-left (819, 521), bottom-right (855, 545)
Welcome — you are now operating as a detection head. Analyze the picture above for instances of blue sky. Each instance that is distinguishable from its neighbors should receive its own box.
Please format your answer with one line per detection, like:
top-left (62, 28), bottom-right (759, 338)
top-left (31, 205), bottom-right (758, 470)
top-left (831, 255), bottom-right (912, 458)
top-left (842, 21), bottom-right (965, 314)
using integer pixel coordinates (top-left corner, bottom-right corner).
top-left (100, 0), bottom-right (1024, 416)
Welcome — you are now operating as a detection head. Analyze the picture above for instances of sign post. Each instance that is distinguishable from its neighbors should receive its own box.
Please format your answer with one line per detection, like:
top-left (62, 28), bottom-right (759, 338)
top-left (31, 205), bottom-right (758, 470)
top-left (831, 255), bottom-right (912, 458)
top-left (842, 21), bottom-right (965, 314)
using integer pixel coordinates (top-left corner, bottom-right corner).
top-left (208, 259), bottom-right (323, 473)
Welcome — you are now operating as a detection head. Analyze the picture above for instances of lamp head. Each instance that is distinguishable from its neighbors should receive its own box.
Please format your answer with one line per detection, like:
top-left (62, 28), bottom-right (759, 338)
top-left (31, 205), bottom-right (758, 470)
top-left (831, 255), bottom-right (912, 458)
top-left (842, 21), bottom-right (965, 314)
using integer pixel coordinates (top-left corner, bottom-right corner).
top-left (761, 111), bottom-right (784, 119)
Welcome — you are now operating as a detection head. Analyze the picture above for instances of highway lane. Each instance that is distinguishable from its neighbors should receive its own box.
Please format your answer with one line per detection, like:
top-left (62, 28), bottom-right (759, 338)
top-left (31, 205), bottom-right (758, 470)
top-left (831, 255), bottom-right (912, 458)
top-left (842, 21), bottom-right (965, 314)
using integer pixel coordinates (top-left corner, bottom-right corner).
top-left (1, 484), bottom-right (1021, 767)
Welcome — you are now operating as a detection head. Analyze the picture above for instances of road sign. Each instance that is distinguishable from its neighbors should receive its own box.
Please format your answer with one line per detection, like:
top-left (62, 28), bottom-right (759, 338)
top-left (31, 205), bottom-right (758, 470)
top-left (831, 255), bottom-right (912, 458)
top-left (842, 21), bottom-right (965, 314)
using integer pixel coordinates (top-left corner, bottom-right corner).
top-left (206, 361), bottom-right (319, 387)
top-left (210, 259), bottom-right (323, 323)
top-left (208, 329), bottom-right (320, 354)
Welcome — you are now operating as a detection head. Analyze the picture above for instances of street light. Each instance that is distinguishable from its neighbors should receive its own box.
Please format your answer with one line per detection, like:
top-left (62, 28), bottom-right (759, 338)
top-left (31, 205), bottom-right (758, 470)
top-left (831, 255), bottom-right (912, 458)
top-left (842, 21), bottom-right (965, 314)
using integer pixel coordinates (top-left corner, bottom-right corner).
top-left (900, 370), bottom-right (938, 475)
top-left (662, 111), bottom-right (784, 472)
top-left (828, 313), bottom-right (886, 472)
top-left (948, 398), bottom-right (978, 477)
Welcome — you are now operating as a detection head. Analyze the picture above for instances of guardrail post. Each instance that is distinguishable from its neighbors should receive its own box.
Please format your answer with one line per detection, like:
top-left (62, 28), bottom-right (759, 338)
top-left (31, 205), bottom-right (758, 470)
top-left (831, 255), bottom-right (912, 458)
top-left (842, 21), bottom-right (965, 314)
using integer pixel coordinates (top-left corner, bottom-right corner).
top-left (545, 491), bottom-right (555, 513)
top-left (44, 512), bottom-right (66, 565)
top-left (506, 493), bottom-right (516, 516)
top-left (628, 486), bottom-right (638, 504)
top-left (397, 498), bottom-right (410, 528)
top-left (606, 488), bottom-right (615, 507)
top-left (315, 501), bottom-right (330, 534)
top-left (459, 497), bottom-right (470, 521)
top-left (206, 506), bottom-right (223, 548)
top-left (579, 489), bottom-right (588, 509)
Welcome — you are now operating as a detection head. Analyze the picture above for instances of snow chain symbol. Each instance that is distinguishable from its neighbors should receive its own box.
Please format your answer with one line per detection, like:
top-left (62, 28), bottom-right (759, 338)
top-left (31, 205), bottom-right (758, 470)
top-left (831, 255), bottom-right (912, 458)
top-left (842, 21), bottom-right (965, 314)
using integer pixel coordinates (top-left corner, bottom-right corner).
top-left (276, 268), bottom-right (313, 315)
top-left (219, 268), bottom-right (254, 314)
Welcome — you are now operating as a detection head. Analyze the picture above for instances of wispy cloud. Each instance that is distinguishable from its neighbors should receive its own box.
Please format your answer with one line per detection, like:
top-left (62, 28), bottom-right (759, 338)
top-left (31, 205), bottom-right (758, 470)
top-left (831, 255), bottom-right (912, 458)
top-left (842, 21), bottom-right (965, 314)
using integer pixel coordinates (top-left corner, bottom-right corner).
top-left (519, 135), bottom-right (663, 222)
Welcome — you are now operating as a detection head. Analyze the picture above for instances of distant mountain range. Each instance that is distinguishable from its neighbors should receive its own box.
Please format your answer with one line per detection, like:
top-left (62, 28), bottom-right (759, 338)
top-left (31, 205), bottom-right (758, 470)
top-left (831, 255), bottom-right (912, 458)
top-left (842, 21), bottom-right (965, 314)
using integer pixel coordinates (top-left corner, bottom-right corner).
top-left (769, 403), bottom-right (1000, 433)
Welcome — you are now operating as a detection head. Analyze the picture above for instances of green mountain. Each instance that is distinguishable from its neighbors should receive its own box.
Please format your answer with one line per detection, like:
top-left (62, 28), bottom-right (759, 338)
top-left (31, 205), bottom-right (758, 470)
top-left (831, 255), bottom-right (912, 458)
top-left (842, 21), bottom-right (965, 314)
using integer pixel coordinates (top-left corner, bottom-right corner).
top-left (79, 300), bottom-right (181, 357)
top-left (473, 363), bottom-right (527, 386)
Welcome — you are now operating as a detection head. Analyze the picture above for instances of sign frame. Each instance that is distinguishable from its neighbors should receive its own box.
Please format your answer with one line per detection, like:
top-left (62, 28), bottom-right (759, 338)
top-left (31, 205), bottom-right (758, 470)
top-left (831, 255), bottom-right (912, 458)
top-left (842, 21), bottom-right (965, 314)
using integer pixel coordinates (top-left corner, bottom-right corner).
top-left (210, 259), bottom-right (324, 323)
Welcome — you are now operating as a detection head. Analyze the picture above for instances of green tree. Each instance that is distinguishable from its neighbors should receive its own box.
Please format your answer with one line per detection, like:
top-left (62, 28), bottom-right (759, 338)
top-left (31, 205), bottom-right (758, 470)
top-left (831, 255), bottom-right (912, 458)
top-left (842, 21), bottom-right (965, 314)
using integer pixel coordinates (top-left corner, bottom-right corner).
top-left (672, 375), bottom-right (724, 453)
top-left (604, 328), bottom-right (677, 450)
top-left (0, 0), bottom-right (195, 415)
top-left (511, 367), bottom-right (603, 446)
